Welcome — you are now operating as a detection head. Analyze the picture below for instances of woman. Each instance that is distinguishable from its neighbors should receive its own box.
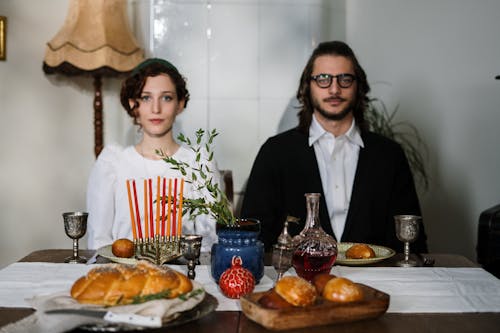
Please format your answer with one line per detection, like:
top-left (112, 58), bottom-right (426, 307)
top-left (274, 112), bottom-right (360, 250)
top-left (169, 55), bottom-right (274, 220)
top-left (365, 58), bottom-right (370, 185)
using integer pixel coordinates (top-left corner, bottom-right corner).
top-left (86, 58), bottom-right (219, 252)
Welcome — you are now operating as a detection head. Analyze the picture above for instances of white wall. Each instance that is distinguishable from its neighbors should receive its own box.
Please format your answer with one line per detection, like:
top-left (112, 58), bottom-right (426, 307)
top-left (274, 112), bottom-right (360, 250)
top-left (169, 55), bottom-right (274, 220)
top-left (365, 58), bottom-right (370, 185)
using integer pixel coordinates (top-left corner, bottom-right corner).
top-left (148, 0), bottom-right (345, 203)
top-left (0, 0), bottom-right (124, 266)
top-left (0, 0), bottom-right (499, 268)
top-left (345, 0), bottom-right (500, 260)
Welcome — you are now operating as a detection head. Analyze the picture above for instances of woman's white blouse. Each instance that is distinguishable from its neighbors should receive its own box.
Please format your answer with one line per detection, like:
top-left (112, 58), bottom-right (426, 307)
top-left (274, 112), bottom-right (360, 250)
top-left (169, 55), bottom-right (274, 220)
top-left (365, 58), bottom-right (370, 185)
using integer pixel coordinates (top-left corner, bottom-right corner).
top-left (86, 144), bottom-right (220, 252)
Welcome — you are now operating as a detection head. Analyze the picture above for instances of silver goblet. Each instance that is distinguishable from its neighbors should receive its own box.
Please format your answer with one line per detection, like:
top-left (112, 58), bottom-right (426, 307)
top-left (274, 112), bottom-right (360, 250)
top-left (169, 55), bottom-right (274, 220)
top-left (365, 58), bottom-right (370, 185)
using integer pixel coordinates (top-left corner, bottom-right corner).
top-left (394, 215), bottom-right (421, 267)
top-left (63, 212), bottom-right (88, 264)
top-left (180, 234), bottom-right (203, 279)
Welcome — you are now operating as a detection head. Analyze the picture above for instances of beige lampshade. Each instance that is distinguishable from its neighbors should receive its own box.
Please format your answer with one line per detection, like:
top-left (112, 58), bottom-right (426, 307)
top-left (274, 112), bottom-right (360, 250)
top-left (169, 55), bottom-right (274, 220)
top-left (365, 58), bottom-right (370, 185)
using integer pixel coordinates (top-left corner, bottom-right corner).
top-left (43, 0), bottom-right (144, 75)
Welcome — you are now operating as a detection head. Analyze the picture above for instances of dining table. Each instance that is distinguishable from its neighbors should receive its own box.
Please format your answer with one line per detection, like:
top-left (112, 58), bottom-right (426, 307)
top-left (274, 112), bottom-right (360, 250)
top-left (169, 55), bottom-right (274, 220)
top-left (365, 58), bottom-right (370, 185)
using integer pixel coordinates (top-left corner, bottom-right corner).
top-left (1, 249), bottom-right (499, 333)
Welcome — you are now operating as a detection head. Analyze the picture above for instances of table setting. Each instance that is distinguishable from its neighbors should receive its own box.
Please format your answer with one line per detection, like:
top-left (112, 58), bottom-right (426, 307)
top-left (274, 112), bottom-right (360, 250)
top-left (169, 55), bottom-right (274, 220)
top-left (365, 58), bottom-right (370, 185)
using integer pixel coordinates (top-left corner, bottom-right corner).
top-left (1, 192), bottom-right (500, 333)
top-left (1, 261), bottom-right (500, 331)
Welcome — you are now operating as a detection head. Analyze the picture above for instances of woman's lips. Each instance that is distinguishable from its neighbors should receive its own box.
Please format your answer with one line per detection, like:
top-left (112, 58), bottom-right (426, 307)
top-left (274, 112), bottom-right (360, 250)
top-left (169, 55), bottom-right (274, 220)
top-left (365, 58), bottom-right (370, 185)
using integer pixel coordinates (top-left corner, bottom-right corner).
top-left (149, 119), bottom-right (164, 125)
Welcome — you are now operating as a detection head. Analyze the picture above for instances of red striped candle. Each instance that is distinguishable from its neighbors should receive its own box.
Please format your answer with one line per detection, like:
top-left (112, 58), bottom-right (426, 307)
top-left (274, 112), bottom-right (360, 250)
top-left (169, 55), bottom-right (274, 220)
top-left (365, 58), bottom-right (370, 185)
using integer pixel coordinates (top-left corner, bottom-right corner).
top-left (161, 177), bottom-right (166, 236)
top-left (143, 179), bottom-right (149, 238)
top-left (155, 176), bottom-right (161, 236)
top-left (148, 178), bottom-right (153, 237)
top-left (172, 178), bottom-right (178, 236)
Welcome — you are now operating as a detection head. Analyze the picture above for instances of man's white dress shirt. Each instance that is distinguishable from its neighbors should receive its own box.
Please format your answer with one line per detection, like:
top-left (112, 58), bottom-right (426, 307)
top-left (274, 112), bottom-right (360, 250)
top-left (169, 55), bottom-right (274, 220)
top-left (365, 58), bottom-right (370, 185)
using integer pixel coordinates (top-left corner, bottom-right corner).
top-left (308, 114), bottom-right (364, 240)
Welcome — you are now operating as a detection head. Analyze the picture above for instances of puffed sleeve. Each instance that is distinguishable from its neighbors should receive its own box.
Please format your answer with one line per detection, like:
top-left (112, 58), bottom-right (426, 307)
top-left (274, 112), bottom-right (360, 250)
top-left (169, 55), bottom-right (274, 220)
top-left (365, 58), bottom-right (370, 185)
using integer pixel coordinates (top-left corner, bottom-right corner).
top-left (86, 145), bottom-right (122, 249)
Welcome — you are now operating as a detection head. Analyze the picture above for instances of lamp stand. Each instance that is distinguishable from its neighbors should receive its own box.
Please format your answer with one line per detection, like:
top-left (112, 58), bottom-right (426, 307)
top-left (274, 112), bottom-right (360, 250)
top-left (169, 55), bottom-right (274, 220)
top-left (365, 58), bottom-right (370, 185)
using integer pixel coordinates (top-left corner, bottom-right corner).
top-left (93, 75), bottom-right (103, 158)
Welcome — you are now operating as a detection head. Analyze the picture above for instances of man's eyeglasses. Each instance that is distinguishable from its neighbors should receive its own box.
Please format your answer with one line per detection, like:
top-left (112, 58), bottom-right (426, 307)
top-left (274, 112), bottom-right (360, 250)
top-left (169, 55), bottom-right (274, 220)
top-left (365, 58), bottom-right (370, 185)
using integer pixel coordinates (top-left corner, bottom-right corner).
top-left (310, 73), bottom-right (356, 89)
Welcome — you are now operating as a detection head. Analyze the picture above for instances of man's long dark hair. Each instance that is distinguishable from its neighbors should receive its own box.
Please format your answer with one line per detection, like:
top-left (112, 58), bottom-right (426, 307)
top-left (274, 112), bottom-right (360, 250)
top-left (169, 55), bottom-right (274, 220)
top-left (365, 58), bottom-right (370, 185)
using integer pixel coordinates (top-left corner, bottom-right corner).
top-left (296, 41), bottom-right (371, 133)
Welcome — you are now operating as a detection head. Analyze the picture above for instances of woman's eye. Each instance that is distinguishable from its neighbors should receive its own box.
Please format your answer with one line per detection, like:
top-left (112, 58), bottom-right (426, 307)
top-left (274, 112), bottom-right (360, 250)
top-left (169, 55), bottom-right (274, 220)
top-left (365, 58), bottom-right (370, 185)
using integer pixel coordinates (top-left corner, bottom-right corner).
top-left (140, 95), bottom-right (151, 102)
top-left (162, 95), bottom-right (173, 102)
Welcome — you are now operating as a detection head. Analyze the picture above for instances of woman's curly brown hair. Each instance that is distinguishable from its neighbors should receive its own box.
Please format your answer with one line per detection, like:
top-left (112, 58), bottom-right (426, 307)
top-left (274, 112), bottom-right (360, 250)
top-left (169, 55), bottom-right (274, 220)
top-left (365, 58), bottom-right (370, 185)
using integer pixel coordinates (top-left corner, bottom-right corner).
top-left (120, 58), bottom-right (190, 125)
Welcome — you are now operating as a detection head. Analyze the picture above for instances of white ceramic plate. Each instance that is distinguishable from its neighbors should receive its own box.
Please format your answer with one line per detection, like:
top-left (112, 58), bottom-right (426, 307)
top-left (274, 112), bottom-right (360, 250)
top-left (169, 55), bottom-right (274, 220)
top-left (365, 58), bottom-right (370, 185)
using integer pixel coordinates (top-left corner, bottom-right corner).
top-left (96, 245), bottom-right (137, 265)
top-left (336, 242), bottom-right (395, 266)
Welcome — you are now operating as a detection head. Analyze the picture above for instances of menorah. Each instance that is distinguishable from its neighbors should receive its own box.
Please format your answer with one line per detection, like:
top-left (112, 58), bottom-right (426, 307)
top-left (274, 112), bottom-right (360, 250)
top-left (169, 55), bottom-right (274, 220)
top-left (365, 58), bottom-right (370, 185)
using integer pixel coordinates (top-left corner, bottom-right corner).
top-left (134, 236), bottom-right (182, 265)
top-left (126, 176), bottom-right (185, 265)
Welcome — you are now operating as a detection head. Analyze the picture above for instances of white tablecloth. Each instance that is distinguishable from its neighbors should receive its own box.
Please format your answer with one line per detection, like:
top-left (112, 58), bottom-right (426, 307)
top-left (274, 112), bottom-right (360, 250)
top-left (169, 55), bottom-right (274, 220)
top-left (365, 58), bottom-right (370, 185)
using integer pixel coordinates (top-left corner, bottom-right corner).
top-left (0, 262), bottom-right (499, 313)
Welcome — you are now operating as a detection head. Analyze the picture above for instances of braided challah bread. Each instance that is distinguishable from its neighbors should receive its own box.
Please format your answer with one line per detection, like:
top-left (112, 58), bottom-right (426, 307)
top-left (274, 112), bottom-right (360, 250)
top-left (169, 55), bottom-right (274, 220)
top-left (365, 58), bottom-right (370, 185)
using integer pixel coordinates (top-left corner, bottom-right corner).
top-left (71, 261), bottom-right (193, 306)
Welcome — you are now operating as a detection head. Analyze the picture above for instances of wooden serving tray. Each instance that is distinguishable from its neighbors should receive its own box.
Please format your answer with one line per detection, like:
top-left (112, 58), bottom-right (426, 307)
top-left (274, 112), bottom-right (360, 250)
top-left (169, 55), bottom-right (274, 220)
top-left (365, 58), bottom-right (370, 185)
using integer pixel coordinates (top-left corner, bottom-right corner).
top-left (240, 284), bottom-right (389, 330)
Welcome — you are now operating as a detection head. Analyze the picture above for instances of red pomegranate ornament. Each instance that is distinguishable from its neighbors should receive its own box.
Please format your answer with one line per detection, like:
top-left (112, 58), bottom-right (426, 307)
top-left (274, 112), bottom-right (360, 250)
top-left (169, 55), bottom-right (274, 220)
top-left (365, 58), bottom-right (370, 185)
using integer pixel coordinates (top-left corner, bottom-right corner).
top-left (219, 256), bottom-right (255, 299)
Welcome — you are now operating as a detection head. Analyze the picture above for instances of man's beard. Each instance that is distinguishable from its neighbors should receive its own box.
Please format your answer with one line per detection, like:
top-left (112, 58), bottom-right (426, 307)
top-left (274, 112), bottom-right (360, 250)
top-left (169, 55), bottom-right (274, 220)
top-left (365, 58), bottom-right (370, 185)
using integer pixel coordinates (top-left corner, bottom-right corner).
top-left (313, 98), bottom-right (353, 121)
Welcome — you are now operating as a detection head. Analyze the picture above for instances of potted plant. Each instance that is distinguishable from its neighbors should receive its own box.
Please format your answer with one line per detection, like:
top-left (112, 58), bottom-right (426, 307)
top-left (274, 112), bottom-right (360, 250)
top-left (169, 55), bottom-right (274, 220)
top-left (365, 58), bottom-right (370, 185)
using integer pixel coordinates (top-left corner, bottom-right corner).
top-left (158, 129), bottom-right (264, 283)
top-left (365, 98), bottom-right (429, 191)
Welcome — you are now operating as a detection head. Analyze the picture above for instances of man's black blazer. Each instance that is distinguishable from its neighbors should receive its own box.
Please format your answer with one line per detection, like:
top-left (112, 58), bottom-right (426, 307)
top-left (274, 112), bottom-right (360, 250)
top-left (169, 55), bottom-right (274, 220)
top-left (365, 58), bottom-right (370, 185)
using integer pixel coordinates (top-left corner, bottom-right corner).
top-left (241, 127), bottom-right (428, 253)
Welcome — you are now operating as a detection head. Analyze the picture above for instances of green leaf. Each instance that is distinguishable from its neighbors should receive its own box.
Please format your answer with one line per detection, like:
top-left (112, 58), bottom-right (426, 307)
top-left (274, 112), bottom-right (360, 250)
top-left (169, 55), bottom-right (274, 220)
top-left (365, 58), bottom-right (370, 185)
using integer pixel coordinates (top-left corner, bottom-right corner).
top-left (132, 290), bottom-right (171, 304)
top-left (178, 288), bottom-right (204, 301)
top-left (178, 133), bottom-right (186, 143)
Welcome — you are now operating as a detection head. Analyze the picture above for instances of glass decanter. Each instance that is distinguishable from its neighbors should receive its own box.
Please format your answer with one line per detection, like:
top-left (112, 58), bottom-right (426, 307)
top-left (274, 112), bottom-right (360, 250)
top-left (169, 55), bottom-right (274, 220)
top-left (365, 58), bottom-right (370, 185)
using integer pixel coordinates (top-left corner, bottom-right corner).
top-left (292, 193), bottom-right (337, 282)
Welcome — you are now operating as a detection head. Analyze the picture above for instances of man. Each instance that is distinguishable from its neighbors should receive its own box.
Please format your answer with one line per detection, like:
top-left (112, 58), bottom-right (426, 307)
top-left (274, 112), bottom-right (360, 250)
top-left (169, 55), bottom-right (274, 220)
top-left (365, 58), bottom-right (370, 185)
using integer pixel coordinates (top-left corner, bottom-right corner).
top-left (241, 41), bottom-right (428, 253)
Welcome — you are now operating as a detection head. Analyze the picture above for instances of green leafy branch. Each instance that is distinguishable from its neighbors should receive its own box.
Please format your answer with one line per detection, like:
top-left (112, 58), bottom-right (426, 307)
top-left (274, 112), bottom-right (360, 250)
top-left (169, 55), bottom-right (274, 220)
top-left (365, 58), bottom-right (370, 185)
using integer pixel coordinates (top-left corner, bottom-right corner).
top-left (131, 289), bottom-right (171, 304)
top-left (365, 97), bottom-right (429, 190)
top-left (157, 128), bottom-right (236, 226)
top-left (178, 288), bottom-right (204, 301)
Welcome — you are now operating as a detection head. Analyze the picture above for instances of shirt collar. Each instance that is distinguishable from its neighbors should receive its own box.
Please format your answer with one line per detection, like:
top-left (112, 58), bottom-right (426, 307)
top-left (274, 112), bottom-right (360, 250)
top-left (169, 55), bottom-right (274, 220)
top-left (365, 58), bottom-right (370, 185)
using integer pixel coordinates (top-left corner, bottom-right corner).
top-left (308, 113), bottom-right (364, 148)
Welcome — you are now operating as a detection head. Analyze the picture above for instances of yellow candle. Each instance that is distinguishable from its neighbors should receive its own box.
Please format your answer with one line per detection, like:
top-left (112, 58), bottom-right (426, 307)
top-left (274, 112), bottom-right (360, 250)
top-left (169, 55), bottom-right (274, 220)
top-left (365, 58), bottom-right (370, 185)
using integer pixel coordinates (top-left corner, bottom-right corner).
top-left (126, 180), bottom-right (137, 240)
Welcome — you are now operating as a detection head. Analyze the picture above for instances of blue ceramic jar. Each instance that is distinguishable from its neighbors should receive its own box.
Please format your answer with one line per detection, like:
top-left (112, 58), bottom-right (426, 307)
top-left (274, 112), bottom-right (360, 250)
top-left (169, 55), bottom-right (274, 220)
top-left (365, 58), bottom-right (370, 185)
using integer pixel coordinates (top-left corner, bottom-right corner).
top-left (210, 218), bottom-right (264, 283)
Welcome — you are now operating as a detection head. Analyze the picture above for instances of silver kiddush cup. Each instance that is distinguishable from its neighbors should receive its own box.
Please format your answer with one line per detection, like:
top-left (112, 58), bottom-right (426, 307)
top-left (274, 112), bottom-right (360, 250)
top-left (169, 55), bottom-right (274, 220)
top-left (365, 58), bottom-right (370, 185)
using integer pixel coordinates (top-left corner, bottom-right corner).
top-left (63, 212), bottom-right (88, 263)
top-left (180, 234), bottom-right (203, 279)
top-left (394, 215), bottom-right (421, 267)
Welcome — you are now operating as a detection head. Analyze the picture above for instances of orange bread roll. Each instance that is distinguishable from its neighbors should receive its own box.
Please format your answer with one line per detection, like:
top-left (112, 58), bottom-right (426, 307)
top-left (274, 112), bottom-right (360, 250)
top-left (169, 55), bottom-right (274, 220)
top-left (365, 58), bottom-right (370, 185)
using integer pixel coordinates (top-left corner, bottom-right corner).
top-left (345, 244), bottom-right (376, 259)
top-left (71, 261), bottom-right (193, 306)
top-left (312, 273), bottom-right (337, 295)
top-left (274, 276), bottom-right (317, 307)
top-left (111, 238), bottom-right (135, 258)
top-left (322, 277), bottom-right (363, 302)
top-left (258, 289), bottom-right (294, 309)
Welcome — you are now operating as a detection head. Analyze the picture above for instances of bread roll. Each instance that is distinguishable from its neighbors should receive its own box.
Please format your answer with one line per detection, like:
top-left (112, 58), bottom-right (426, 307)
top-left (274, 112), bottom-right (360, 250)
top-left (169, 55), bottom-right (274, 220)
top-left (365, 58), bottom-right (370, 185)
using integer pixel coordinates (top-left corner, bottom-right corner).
top-left (274, 276), bottom-right (317, 307)
top-left (258, 289), bottom-right (294, 309)
top-left (322, 277), bottom-right (363, 302)
top-left (312, 273), bottom-right (337, 295)
top-left (71, 261), bottom-right (193, 306)
top-left (345, 244), bottom-right (376, 259)
top-left (112, 238), bottom-right (135, 258)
